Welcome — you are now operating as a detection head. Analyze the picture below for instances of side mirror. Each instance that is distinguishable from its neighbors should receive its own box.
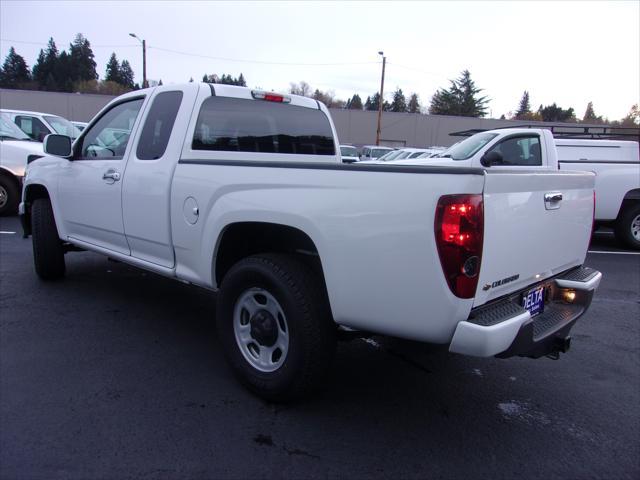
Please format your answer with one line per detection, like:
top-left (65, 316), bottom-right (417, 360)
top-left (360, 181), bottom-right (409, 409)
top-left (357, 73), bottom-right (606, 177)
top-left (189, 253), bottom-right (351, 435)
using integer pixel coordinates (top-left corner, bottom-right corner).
top-left (43, 134), bottom-right (73, 158)
top-left (480, 150), bottom-right (503, 167)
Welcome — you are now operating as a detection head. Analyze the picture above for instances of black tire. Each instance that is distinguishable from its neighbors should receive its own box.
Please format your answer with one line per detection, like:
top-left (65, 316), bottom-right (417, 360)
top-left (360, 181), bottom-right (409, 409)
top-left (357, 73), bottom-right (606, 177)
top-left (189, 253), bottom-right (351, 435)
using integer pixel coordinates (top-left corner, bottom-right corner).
top-left (614, 203), bottom-right (640, 250)
top-left (31, 198), bottom-right (66, 280)
top-left (216, 254), bottom-right (336, 402)
top-left (0, 175), bottom-right (19, 216)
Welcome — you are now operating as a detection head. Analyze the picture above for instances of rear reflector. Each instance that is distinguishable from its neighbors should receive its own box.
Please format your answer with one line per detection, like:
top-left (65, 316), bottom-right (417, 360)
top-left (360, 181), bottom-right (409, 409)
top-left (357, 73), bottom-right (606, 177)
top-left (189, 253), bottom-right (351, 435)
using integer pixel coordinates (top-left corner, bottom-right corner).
top-left (251, 90), bottom-right (291, 103)
top-left (435, 194), bottom-right (484, 298)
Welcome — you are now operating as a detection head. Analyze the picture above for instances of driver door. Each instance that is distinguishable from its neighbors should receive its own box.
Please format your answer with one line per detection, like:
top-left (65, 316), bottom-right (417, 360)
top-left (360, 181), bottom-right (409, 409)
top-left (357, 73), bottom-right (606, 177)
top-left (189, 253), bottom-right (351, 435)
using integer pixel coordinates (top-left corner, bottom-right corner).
top-left (57, 97), bottom-right (146, 254)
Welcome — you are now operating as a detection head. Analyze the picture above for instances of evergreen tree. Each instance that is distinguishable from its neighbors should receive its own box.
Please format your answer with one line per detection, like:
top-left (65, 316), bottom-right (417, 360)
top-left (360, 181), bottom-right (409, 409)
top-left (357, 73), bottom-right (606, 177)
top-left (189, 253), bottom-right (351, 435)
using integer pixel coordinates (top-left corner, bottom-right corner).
top-left (69, 33), bottom-right (97, 83)
top-left (236, 73), bottom-right (246, 87)
top-left (0, 47), bottom-right (31, 88)
top-left (408, 93), bottom-right (420, 113)
top-left (105, 53), bottom-right (121, 83)
top-left (429, 69), bottom-right (489, 117)
top-left (32, 49), bottom-right (46, 86)
top-left (582, 101), bottom-right (603, 123)
top-left (32, 38), bottom-right (59, 90)
top-left (514, 91), bottom-right (531, 119)
top-left (365, 93), bottom-right (380, 111)
top-left (158, 79), bottom-right (163, 86)
top-left (189, 77), bottom-right (194, 82)
top-left (202, 73), bottom-right (209, 82)
top-left (390, 88), bottom-right (407, 112)
top-left (348, 94), bottom-right (363, 110)
top-left (119, 60), bottom-right (135, 89)
top-left (55, 50), bottom-right (73, 91)
top-left (537, 103), bottom-right (576, 122)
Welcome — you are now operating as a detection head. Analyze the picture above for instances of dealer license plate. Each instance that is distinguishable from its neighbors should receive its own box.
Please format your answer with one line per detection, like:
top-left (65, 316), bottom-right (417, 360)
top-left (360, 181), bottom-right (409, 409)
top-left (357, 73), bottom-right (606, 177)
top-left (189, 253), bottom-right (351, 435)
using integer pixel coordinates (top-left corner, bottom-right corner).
top-left (522, 286), bottom-right (545, 317)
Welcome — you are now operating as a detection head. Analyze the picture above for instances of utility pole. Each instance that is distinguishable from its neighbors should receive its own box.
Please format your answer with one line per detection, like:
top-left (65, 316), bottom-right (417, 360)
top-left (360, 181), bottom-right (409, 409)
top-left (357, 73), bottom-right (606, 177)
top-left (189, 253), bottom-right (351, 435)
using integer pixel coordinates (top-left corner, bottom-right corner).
top-left (375, 51), bottom-right (386, 146)
top-left (142, 39), bottom-right (147, 88)
top-left (129, 33), bottom-right (147, 88)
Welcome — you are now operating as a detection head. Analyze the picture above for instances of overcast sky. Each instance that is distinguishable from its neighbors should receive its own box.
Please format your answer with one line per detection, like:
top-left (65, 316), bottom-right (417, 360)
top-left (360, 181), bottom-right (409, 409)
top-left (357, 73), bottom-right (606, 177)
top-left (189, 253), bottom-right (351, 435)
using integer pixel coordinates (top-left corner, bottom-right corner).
top-left (1, 0), bottom-right (638, 119)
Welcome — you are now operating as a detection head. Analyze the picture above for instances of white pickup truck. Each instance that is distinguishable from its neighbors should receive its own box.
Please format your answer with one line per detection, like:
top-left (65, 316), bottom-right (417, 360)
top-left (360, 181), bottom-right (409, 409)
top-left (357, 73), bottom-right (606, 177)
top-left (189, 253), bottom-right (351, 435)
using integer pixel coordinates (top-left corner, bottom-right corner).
top-left (20, 84), bottom-right (601, 401)
top-left (394, 128), bottom-right (640, 249)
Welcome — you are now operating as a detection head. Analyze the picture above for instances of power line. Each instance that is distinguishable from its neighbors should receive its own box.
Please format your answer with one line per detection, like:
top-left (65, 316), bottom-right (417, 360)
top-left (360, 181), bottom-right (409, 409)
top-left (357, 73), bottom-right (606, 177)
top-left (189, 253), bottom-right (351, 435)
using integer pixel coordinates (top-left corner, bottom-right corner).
top-left (148, 45), bottom-right (379, 67)
top-left (0, 38), bottom-right (140, 48)
top-left (1, 38), bottom-right (380, 67)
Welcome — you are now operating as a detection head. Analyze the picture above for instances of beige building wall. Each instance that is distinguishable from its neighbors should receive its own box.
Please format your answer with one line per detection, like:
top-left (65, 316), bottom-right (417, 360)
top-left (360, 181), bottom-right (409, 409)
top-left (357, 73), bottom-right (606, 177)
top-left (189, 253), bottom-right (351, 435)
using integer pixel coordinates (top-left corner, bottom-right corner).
top-left (1, 88), bottom-right (617, 148)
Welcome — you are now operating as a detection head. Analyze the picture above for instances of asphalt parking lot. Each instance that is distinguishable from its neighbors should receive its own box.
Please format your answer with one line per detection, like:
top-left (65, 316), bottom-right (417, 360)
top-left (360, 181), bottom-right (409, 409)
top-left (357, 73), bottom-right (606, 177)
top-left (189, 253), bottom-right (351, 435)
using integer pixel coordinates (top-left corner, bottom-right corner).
top-left (1, 216), bottom-right (638, 480)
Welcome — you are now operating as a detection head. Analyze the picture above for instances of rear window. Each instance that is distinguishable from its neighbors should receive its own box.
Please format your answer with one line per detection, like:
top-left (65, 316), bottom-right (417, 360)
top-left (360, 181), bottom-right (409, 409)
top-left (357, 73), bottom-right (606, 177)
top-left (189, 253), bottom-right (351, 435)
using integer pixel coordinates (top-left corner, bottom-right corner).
top-left (192, 97), bottom-right (335, 155)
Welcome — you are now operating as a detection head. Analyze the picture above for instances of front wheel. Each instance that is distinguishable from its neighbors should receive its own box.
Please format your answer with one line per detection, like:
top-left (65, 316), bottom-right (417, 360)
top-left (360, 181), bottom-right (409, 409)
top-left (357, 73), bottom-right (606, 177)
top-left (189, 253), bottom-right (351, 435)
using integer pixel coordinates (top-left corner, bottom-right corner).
top-left (216, 254), bottom-right (336, 402)
top-left (615, 203), bottom-right (640, 250)
top-left (31, 198), bottom-right (66, 280)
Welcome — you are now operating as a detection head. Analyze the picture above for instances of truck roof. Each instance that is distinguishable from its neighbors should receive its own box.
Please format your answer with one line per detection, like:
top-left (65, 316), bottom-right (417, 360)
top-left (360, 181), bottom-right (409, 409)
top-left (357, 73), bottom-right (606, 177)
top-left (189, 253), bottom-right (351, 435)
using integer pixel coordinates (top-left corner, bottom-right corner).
top-left (0, 108), bottom-right (64, 118)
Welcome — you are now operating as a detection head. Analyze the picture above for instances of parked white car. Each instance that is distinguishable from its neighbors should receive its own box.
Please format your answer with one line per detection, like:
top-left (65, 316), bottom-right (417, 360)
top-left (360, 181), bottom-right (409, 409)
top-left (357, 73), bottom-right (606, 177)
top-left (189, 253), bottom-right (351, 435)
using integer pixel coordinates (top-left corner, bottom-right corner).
top-left (339, 145), bottom-right (359, 163)
top-left (382, 148), bottom-right (443, 161)
top-left (358, 145), bottom-right (394, 161)
top-left (21, 84), bottom-right (600, 400)
top-left (1, 109), bottom-right (81, 142)
top-left (0, 113), bottom-right (43, 215)
top-left (393, 128), bottom-right (640, 249)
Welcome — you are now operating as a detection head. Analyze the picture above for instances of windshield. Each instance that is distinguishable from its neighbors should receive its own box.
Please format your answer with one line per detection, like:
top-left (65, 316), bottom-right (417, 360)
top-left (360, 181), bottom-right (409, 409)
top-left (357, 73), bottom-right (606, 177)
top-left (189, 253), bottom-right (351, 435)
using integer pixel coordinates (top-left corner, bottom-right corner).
top-left (437, 133), bottom-right (498, 160)
top-left (44, 115), bottom-right (81, 139)
top-left (371, 148), bottom-right (392, 158)
top-left (394, 150), bottom-right (416, 160)
top-left (377, 150), bottom-right (404, 162)
top-left (0, 113), bottom-right (31, 140)
top-left (340, 146), bottom-right (357, 157)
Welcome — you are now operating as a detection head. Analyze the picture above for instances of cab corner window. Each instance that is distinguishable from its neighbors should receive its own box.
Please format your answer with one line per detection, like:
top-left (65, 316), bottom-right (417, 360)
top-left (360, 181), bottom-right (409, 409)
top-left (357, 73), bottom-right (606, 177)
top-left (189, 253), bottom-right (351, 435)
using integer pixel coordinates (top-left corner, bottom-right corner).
top-left (137, 91), bottom-right (183, 160)
top-left (487, 135), bottom-right (542, 166)
top-left (78, 98), bottom-right (144, 160)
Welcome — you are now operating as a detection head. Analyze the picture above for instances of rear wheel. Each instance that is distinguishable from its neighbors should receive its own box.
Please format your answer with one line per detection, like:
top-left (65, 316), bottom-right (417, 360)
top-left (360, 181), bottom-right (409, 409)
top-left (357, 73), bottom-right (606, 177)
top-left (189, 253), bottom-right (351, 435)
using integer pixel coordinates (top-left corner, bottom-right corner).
top-left (216, 254), bottom-right (336, 402)
top-left (615, 203), bottom-right (640, 250)
top-left (0, 175), bottom-right (19, 216)
top-left (31, 198), bottom-right (66, 280)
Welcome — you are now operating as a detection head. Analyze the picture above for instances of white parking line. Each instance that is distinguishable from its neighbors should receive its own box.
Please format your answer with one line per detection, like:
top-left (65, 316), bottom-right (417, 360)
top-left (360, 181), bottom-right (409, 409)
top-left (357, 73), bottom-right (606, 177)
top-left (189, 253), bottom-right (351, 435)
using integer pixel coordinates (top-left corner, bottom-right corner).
top-left (0, 231), bottom-right (16, 234)
top-left (588, 250), bottom-right (640, 255)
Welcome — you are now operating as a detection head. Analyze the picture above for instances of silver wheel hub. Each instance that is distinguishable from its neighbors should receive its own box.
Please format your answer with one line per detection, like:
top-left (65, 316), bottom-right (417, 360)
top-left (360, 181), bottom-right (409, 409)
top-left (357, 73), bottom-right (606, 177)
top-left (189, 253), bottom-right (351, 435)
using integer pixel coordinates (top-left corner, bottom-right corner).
top-left (631, 214), bottom-right (640, 241)
top-left (233, 288), bottom-right (289, 372)
top-left (0, 185), bottom-right (7, 209)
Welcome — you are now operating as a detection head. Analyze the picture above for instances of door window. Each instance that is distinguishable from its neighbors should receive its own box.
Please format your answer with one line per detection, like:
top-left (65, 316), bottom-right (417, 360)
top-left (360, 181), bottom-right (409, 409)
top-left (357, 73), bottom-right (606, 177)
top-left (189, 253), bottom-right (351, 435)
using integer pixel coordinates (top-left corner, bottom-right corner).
top-left (486, 135), bottom-right (542, 166)
top-left (77, 99), bottom-right (144, 160)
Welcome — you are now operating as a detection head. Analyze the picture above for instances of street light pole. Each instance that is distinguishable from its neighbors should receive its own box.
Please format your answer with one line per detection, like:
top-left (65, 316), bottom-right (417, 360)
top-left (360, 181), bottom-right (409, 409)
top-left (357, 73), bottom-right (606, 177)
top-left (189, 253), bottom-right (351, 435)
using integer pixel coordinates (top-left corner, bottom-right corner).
top-left (129, 33), bottom-right (147, 88)
top-left (375, 51), bottom-right (386, 146)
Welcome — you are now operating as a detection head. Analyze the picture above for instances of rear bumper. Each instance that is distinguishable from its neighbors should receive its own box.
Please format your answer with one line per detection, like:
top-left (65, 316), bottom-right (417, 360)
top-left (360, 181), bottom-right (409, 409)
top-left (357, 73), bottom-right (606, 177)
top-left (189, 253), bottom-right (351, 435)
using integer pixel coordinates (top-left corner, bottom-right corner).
top-left (449, 266), bottom-right (601, 358)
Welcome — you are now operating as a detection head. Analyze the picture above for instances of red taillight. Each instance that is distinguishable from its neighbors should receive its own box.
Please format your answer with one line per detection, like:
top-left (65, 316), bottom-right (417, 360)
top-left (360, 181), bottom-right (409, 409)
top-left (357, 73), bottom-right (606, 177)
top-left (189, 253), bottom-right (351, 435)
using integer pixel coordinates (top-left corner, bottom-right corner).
top-left (435, 194), bottom-right (484, 298)
top-left (251, 90), bottom-right (291, 103)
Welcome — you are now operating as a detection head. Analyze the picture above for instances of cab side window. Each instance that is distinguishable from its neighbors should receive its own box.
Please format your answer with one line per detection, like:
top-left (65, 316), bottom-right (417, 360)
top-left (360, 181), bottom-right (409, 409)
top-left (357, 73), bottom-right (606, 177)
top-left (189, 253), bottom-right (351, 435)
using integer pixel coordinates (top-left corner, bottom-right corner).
top-left (486, 135), bottom-right (542, 166)
top-left (77, 99), bottom-right (144, 160)
top-left (15, 115), bottom-right (51, 142)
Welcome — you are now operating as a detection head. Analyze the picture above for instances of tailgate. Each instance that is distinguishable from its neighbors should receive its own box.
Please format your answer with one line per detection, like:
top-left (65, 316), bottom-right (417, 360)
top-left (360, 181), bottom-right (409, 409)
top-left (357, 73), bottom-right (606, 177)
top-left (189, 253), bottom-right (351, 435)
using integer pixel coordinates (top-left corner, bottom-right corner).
top-left (474, 170), bottom-right (595, 306)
